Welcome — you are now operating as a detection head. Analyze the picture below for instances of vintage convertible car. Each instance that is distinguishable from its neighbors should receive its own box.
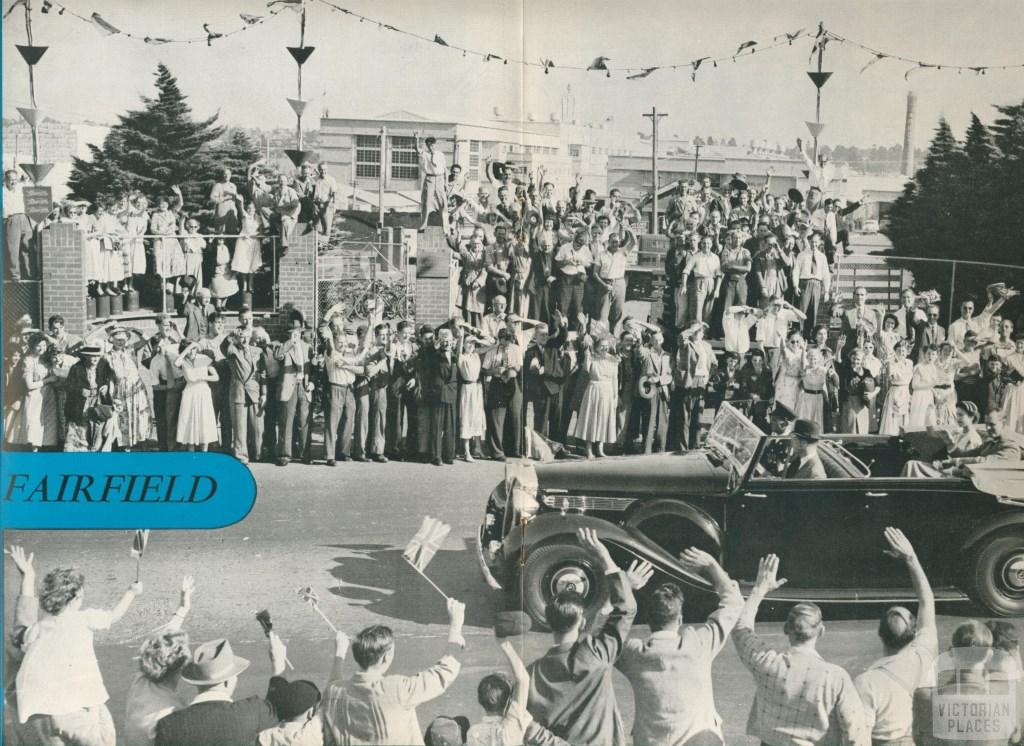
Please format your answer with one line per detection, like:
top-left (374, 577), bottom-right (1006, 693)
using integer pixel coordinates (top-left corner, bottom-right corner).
top-left (476, 403), bottom-right (1024, 627)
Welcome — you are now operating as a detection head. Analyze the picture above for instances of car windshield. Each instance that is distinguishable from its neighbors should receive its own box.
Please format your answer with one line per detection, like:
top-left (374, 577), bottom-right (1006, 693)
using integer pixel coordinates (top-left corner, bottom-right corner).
top-left (705, 403), bottom-right (764, 477)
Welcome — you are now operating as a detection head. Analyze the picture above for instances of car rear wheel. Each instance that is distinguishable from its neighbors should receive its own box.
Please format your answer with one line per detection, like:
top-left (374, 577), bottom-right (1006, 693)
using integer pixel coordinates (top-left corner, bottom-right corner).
top-left (517, 542), bottom-right (610, 631)
top-left (970, 531), bottom-right (1024, 616)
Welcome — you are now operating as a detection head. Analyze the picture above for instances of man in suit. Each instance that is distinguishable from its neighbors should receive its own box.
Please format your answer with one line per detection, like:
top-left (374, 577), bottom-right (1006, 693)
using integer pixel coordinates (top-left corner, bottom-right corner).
top-left (422, 326), bottom-right (460, 465)
top-left (837, 286), bottom-right (882, 359)
top-left (785, 419), bottom-right (827, 479)
top-left (275, 319), bottom-right (314, 466)
top-left (483, 326), bottom-right (524, 460)
top-left (525, 315), bottom-right (571, 441)
top-left (224, 326), bottom-right (265, 465)
top-left (913, 305), bottom-right (946, 363)
top-left (154, 635), bottom-right (286, 746)
top-left (894, 288), bottom-right (927, 346)
top-left (184, 288), bottom-right (214, 342)
top-left (670, 322), bottom-right (716, 452)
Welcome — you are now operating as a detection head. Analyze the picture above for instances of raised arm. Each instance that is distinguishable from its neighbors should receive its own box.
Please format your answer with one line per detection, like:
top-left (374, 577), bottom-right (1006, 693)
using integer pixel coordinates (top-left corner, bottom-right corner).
top-left (109, 581), bottom-right (144, 625)
top-left (327, 630), bottom-right (350, 684)
top-left (733, 554), bottom-right (787, 674)
top-left (576, 527), bottom-right (636, 662)
top-left (883, 527), bottom-right (935, 635)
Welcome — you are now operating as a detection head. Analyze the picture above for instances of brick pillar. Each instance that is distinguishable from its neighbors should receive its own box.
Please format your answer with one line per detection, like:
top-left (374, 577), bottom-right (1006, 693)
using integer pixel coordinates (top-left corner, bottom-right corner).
top-left (415, 227), bottom-right (455, 327)
top-left (41, 223), bottom-right (87, 336)
top-left (277, 222), bottom-right (317, 326)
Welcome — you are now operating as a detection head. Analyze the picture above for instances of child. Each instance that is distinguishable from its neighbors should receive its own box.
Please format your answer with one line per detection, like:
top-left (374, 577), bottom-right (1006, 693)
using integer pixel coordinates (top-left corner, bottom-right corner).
top-left (457, 333), bottom-right (485, 462)
top-left (174, 342), bottom-right (219, 452)
top-left (179, 218), bottom-right (206, 291)
top-left (209, 238), bottom-right (239, 311)
top-left (16, 566), bottom-right (142, 744)
top-left (710, 351), bottom-right (743, 414)
top-left (876, 312), bottom-right (901, 364)
top-left (232, 200), bottom-right (263, 295)
top-left (738, 348), bottom-right (774, 431)
top-left (795, 346), bottom-right (827, 432)
top-left (467, 674), bottom-right (512, 746)
top-left (259, 677), bottom-right (323, 746)
top-left (879, 339), bottom-right (914, 435)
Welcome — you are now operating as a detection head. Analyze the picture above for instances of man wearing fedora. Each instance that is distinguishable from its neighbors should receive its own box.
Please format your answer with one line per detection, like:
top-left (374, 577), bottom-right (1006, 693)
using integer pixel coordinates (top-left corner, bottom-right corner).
top-left (225, 325), bottom-right (266, 465)
top-left (785, 418), bottom-right (827, 479)
top-left (154, 633), bottom-right (287, 746)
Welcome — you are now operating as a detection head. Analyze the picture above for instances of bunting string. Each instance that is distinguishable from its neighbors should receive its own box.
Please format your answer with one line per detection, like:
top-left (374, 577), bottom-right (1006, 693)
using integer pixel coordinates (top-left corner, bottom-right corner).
top-left (27, 0), bottom-right (288, 45)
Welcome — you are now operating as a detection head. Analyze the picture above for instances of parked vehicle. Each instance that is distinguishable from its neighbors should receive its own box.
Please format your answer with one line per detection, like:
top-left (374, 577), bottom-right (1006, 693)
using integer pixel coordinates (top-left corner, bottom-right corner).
top-left (477, 404), bottom-right (1024, 627)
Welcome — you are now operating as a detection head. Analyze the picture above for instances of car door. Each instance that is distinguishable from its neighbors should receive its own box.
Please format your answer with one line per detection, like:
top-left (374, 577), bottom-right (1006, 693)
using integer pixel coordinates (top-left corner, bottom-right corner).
top-left (724, 438), bottom-right (895, 590)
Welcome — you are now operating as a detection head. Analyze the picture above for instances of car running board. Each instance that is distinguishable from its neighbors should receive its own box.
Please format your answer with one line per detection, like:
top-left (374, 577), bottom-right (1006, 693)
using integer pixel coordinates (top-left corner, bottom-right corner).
top-left (734, 583), bottom-right (970, 604)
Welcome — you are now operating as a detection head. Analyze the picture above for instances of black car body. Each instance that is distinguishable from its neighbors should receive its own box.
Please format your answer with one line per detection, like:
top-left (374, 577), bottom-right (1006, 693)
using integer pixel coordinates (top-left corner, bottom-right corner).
top-left (476, 404), bottom-right (1024, 626)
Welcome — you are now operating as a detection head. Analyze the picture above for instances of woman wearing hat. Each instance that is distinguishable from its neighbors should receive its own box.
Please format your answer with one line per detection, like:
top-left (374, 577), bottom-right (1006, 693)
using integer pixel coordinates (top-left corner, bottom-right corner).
top-left (879, 338), bottom-right (915, 435)
top-left (839, 347), bottom-right (877, 434)
top-left (63, 345), bottom-right (117, 451)
top-left (456, 330), bottom-right (485, 462)
top-left (6, 332), bottom-right (60, 451)
top-left (571, 335), bottom-right (619, 459)
top-left (107, 326), bottom-right (152, 451)
top-left (174, 342), bottom-right (219, 452)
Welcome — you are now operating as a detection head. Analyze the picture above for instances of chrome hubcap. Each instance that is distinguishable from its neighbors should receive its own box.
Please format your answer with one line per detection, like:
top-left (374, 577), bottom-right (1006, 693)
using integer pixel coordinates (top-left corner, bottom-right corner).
top-left (1001, 553), bottom-right (1024, 593)
top-left (550, 565), bottom-right (591, 598)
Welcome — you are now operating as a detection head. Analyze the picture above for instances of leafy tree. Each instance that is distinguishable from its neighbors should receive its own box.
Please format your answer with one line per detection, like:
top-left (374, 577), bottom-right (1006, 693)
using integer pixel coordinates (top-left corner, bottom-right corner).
top-left (727, 137), bottom-right (737, 147)
top-left (194, 129), bottom-right (264, 217)
top-left (68, 64), bottom-right (224, 212)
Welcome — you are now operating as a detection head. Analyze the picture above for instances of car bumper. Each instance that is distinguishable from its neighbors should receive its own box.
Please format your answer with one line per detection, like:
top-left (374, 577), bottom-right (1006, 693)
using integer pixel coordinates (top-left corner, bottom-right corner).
top-left (475, 525), bottom-right (504, 591)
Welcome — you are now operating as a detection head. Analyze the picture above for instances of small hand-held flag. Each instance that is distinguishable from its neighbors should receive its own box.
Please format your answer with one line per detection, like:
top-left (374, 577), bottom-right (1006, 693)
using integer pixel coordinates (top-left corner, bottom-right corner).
top-left (130, 530), bottom-right (150, 582)
top-left (402, 516), bottom-right (452, 599)
top-left (297, 586), bottom-right (338, 632)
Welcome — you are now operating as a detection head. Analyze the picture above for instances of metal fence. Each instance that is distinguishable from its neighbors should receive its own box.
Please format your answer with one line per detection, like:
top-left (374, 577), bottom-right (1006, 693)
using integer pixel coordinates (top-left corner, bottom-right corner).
top-left (2, 279), bottom-right (43, 331)
top-left (315, 238), bottom-right (413, 329)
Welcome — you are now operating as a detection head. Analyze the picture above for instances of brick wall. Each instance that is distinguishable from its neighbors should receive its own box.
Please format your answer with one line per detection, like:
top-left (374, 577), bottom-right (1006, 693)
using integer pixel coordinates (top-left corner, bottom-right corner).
top-left (41, 223), bottom-right (87, 335)
top-left (415, 227), bottom-right (455, 326)
top-left (278, 222), bottom-right (317, 326)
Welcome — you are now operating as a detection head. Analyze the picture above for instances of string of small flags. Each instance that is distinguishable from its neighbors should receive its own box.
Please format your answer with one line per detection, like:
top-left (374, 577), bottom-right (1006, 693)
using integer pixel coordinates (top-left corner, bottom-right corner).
top-left (313, 0), bottom-right (805, 79)
top-left (821, 28), bottom-right (1024, 78)
top-left (8, 0), bottom-right (289, 46)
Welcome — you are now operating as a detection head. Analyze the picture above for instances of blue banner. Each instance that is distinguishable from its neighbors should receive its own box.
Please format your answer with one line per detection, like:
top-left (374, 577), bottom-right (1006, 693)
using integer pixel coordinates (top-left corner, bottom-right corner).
top-left (0, 452), bottom-right (257, 529)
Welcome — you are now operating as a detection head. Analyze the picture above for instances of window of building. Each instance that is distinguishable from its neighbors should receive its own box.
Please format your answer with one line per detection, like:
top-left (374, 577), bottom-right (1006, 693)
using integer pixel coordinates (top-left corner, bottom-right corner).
top-left (569, 145), bottom-right (581, 158)
top-left (355, 134), bottom-right (380, 178)
top-left (468, 140), bottom-right (480, 181)
top-left (390, 136), bottom-right (419, 180)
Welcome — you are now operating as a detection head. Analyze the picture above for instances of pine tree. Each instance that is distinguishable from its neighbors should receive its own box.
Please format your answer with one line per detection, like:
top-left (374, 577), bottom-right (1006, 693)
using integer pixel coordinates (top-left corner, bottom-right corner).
top-left (68, 64), bottom-right (224, 211)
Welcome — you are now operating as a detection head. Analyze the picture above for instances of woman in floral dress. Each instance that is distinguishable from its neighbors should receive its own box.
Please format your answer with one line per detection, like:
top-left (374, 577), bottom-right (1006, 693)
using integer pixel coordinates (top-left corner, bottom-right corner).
top-left (106, 327), bottom-right (152, 451)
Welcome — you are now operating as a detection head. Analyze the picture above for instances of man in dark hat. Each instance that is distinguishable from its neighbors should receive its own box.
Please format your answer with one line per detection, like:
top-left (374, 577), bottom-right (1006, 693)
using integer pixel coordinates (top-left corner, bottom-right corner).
top-left (785, 419), bottom-right (827, 479)
top-left (154, 634), bottom-right (287, 746)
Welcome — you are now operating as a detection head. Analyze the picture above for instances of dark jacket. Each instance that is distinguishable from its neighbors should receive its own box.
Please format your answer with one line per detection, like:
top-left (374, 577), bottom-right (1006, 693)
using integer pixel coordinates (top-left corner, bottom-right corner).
top-left (423, 347), bottom-right (460, 404)
top-left (154, 685), bottom-right (278, 746)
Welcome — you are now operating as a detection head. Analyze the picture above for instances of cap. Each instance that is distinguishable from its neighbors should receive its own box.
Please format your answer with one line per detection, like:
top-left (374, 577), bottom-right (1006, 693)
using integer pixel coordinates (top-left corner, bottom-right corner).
top-left (267, 679), bottom-right (321, 721)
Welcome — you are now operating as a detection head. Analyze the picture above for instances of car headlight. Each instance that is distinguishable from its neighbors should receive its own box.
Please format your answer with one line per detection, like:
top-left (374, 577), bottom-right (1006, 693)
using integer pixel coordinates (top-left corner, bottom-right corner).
top-left (505, 462), bottom-right (540, 523)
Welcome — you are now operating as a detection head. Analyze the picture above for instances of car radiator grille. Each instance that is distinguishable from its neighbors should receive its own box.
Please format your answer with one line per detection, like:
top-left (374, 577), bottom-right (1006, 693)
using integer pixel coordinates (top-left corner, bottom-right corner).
top-left (540, 494), bottom-right (638, 513)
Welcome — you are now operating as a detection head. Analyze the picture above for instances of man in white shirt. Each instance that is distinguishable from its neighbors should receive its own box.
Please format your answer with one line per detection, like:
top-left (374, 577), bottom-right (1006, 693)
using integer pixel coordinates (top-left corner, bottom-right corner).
top-left (855, 528), bottom-right (938, 746)
top-left (416, 133), bottom-right (450, 234)
top-left (792, 232), bottom-right (831, 337)
top-left (313, 162), bottom-right (338, 239)
top-left (554, 229), bottom-right (593, 330)
top-left (591, 233), bottom-right (630, 335)
top-left (3, 169), bottom-right (35, 280)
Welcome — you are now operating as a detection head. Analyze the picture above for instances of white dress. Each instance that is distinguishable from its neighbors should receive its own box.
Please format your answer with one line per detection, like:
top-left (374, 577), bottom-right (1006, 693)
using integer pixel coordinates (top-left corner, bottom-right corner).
top-left (176, 360), bottom-right (218, 445)
top-left (933, 358), bottom-right (959, 427)
top-left (458, 353), bottom-right (485, 439)
top-left (908, 362), bottom-right (938, 428)
top-left (879, 358), bottom-right (913, 435)
top-left (231, 214), bottom-right (263, 274)
top-left (774, 346), bottom-right (803, 410)
top-left (571, 355), bottom-right (619, 443)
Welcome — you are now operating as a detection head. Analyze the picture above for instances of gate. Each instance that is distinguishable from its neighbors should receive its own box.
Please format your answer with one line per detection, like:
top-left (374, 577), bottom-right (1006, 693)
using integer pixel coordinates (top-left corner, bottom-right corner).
top-left (315, 234), bottom-right (414, 330)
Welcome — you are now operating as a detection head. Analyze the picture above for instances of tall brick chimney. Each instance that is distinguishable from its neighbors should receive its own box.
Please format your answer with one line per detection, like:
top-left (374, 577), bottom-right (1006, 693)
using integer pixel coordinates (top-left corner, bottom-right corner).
top-left (901, 91), bottom-right (917, 176)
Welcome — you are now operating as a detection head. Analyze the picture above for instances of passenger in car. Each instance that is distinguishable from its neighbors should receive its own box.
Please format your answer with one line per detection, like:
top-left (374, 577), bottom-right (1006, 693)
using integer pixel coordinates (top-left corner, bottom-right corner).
top-left (784, 419), bottom-right (827, 479)
top-left (901, 410), bottom-right (1021, 477)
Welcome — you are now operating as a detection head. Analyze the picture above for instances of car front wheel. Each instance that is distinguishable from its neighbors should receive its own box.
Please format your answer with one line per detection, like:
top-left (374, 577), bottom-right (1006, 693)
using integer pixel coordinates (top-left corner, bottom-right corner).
top-left (518, 542), bottom-right (610, 631)
top-left (970, 531), bottom-right (1024, 616)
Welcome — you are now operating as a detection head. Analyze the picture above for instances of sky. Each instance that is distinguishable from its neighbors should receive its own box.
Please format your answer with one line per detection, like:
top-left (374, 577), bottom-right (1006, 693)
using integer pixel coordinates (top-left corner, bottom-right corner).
top-left (3, 0), bottom-right (1024, 150)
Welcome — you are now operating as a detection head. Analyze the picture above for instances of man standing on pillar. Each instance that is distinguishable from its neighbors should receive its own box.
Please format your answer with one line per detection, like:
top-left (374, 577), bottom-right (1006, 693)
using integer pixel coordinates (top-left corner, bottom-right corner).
top-left (3, 170), bottom-right (35, 280)
top-left (415, 133), bottom-right (450, 235)
top-left (313, 162), bottom-right (338, 240)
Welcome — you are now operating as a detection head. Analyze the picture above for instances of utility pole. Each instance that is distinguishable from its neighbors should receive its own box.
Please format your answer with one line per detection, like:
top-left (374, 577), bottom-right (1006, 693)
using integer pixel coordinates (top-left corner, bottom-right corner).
top-left (378, 125), bottom-right (386, 235)
top-left (692, 142), bottom-right (702, 179)
top-left (643, 107), bottom-right (667, 234)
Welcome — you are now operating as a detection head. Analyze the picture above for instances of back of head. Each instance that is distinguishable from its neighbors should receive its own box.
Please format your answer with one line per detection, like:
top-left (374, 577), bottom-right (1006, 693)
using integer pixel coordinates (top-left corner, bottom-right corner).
top-left (352, 625), bottom-right (394, 669)
top-left (951, 620), bottom-right (993, 667)
top-left (477, 672), bottom-right (512, 716)
top-left (648, 583), bottom-right (684, 631)
top-left (139, 631), bottom-right (191, 684)
top-left (986, 620), bottom-right (1019, 654)
top-left (424, 715), bottom-right (469, 746)
top-left (545, 590), bottom-right (586, 634)
top-left (40, 567), bottom-right (85, 615)
top-left (785, 603), bottom-right (823, 644)
top-left (878, 606), bottom-right (917, 652)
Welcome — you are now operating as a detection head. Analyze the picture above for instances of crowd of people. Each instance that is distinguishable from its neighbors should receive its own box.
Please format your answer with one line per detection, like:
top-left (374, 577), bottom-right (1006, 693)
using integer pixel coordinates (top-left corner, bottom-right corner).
top-left (1, 161), bottom-right (338, 313)
top-left (5, 526), bottom-right (1023, 746)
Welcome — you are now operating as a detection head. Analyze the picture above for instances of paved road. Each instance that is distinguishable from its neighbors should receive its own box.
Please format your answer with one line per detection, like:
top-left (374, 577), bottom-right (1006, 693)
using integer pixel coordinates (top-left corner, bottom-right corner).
top-left (4, 458), bottom-right (984, 744)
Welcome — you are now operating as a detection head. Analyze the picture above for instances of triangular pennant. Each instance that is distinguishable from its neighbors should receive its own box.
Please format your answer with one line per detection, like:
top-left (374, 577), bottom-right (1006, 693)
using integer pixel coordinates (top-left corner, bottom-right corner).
top-left (19, 163), bottom-right (54, 183)
top-left (16, 44), bottom-right (47, 66)
top-left (806, 71), bottom-right (833, 89)
top-left (17, 107), bottom-right (44, 129)
top-left (287, 98), bottom-right (311, 118)
top-left (284, 149), bottom-right (316, 168)
top-left (804, 121), bottom-right (826, 138)
top-left (286, 46), bottom-right (315, 65)
top-left (801, 169), bottom-right (811, 179)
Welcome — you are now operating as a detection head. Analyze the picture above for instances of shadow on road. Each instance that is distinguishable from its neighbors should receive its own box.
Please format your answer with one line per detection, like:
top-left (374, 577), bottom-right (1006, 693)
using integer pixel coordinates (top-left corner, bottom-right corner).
top-left (323, 539), bottom-right (503, 628)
